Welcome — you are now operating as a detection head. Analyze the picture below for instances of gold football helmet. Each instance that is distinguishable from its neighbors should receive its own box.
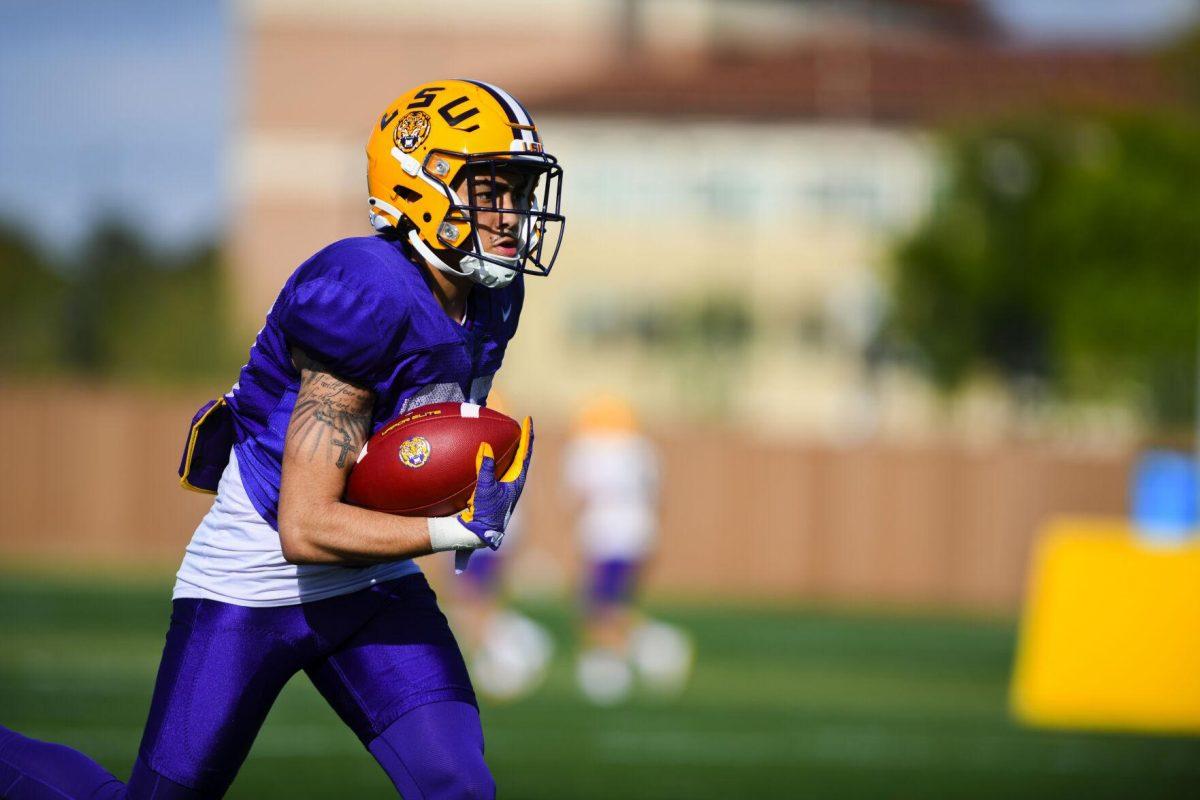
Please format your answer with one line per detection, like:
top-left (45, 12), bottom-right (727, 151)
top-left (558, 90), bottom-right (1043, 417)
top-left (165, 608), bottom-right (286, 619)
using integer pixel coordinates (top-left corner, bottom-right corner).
top-left (366, 79), bottom-right (565, 288)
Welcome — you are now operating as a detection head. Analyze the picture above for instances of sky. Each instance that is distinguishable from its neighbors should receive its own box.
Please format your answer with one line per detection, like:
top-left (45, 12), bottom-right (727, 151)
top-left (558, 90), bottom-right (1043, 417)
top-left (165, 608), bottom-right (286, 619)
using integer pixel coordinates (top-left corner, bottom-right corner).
top-left (0, 0), bottom-right (1197, 253)
top-left (989, 0), bottom-right (1199, 42)
top-left (0, 1), bottom-right (229, 254)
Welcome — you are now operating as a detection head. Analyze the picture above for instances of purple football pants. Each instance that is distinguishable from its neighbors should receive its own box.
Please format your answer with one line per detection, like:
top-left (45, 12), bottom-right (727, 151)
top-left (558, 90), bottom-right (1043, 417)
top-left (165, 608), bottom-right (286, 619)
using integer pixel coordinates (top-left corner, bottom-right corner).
top-left (586, 558), bottom-right (641, 611)
top-left (0, 574), bottom-right (494, 799)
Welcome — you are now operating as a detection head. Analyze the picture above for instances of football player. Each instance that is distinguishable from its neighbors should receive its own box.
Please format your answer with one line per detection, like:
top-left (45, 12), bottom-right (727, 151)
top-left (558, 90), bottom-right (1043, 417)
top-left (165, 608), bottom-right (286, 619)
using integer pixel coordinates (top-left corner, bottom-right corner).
top-left (0, 79), bottom-right (563, 799)
top-left (564, 394), bottom-right (693, 705)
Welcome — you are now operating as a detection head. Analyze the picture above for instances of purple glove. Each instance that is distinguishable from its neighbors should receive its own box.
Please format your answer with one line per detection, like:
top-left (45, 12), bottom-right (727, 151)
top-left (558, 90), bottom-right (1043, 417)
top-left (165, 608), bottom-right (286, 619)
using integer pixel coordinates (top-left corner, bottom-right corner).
top-left (460, 416), bottom-right (533, 549)
top-left (448, 417), bottom-right (533, 573)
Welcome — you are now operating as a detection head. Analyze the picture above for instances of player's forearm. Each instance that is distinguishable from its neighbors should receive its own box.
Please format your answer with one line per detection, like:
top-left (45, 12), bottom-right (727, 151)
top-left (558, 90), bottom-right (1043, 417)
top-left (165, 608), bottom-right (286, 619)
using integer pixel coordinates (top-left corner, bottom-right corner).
top-left (277, 355), bottom-right (431, 565)
top-left (278, 499), bottom-right (434, 565)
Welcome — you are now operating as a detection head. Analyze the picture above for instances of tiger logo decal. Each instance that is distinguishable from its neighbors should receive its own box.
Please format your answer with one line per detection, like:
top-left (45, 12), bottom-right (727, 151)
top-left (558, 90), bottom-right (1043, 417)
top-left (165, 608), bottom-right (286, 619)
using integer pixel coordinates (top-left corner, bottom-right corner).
top-left (398, 436), bottom-right (431, 468)
top-left (394, 111), bottom-right (432, 153)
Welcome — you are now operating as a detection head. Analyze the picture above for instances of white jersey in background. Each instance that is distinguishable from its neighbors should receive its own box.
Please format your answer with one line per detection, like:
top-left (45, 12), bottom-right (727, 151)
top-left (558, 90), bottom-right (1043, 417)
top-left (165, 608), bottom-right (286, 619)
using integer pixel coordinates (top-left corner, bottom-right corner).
top-left (562, 432), bottom-right (660, 561)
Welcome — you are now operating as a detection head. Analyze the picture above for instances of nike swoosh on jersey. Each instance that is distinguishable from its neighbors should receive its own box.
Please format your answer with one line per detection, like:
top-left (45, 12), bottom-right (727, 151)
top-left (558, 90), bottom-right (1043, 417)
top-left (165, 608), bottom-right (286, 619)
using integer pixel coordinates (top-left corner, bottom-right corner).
top-left (501, 304), bottom-right (513, 322)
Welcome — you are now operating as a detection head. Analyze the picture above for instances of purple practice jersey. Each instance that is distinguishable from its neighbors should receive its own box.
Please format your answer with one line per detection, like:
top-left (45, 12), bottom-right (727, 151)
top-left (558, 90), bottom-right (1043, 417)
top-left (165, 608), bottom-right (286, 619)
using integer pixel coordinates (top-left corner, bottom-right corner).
top-left (226, 234), bottom-right (523, 529)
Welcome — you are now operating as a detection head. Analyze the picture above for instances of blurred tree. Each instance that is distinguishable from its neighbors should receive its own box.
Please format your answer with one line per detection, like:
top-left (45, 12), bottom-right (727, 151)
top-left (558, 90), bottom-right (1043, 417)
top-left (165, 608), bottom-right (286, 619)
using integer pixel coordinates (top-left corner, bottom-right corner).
top-left (1162, 25), bottom-right (1200, 109)
top-left (69, 219), bottom-right (238, 383)
top-left (891, 112), bottom-right (1200, 427)
top-left (0, 222), bottom-right (66, 374)
top-left (1, 217), bottom-right (240, 385)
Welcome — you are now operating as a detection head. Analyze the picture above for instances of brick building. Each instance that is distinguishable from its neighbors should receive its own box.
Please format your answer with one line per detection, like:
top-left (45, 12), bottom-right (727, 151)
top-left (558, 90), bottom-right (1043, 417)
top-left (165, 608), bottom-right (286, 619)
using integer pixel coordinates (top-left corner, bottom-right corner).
top-left (232, 0), bottom-right (1174, 438)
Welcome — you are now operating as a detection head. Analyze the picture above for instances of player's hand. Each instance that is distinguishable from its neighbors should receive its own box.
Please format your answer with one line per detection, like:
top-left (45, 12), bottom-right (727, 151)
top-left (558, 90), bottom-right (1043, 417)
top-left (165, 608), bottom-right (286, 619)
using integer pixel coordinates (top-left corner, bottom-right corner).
top-left (425, 417), bottom-right (533, 564)
top-left (458, 415), bottom-right (533, 550)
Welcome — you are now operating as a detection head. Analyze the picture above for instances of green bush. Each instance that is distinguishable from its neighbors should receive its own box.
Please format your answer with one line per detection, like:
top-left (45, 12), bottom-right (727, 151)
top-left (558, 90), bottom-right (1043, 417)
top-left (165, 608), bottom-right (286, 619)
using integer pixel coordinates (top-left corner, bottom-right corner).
top-left (892, 112), bottom-right (1200, 427)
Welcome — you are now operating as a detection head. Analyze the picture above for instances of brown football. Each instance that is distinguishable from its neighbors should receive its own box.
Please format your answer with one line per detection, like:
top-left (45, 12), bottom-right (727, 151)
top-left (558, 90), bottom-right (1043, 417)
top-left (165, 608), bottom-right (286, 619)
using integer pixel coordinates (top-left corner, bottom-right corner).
top-left (345, 402), bottom-right (521, 517)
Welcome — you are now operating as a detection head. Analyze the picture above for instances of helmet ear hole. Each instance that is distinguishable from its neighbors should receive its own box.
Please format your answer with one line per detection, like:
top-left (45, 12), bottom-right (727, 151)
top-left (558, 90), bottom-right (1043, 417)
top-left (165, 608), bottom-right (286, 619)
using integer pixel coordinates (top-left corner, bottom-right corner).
top-left (422, 213), bottom-right (432, 222)
top-left (392, 185), bottom-right (423, 203)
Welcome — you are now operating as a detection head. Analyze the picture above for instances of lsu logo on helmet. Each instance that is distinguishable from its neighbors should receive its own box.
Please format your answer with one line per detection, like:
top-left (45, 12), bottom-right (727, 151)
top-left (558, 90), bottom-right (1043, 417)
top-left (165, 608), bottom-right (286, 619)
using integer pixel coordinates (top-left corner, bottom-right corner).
top-left (394, 111), bottom-right (431, 153)
top-left (366, 79), bottom-right (566, 289)
top-left (398, 436), bottom-right (431, 469)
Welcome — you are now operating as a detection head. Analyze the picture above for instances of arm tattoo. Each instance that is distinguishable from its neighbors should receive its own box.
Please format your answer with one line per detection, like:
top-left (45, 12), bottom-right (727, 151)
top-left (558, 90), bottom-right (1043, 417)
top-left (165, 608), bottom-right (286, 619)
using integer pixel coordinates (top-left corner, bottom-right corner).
top-left (287, 359), bottom-right (374, 470)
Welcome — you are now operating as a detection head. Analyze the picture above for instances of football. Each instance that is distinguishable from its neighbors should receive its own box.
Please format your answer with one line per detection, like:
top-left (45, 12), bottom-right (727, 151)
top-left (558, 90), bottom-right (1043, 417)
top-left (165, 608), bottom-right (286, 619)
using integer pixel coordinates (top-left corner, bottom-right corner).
top-left (345, 402), bottom-right (521, 517)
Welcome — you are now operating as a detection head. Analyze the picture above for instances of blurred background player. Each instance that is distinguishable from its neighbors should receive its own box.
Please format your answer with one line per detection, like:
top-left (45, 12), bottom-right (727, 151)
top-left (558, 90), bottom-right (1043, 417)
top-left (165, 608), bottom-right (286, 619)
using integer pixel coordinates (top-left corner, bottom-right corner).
top-left (564, 393), bottom-right (693, 705)
top-left (447, 389), bottom-right (555, 702)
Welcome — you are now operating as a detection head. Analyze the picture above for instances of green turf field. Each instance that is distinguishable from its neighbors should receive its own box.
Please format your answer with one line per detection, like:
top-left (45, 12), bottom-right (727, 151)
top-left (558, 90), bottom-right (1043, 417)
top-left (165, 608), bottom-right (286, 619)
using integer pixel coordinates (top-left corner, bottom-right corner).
top-left (1, 572), bottom-right (1197, 799)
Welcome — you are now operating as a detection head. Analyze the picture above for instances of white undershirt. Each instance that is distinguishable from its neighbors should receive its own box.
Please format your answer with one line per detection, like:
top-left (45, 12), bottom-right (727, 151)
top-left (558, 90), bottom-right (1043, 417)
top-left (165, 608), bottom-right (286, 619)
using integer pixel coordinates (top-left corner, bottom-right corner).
top-left (173, 449), bottom-right (420, 607)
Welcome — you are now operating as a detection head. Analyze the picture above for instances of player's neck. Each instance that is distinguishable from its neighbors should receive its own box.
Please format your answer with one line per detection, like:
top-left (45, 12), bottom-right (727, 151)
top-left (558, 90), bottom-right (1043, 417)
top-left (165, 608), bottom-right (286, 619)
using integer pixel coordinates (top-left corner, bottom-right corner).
top-left (419, 260), bottom-right (472, 323)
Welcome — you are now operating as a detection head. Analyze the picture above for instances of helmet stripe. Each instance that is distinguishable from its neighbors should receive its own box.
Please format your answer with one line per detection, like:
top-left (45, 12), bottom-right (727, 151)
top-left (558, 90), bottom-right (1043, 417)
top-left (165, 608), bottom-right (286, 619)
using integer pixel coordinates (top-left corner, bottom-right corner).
top-left (459, 78), bottom-right (540, 144)
top-left (458, 79), bottom-right (517, 123)
top-left (492, 83), bottom-right (540, 143)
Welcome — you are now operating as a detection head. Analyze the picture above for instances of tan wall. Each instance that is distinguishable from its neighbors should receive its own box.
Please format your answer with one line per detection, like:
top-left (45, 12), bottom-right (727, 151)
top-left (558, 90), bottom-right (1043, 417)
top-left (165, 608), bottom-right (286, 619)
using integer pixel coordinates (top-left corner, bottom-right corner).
top-left (0, 385), bottom-right (218, 564)
top-left (0, 385), bottom-right (1130, 610)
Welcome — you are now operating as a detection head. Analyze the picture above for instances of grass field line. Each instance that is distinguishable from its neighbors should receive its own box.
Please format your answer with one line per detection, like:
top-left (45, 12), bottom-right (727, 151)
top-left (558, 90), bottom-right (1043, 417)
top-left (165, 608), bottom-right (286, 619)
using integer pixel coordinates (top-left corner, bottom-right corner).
top-left (19, 724), bottom-right (366, 762)
top-left (592, 726), bottom-right (1200, 775)
top-left (24, 719), bottom-right (1200, 777)
top-left (11, 722), bottom-right (1049, 771)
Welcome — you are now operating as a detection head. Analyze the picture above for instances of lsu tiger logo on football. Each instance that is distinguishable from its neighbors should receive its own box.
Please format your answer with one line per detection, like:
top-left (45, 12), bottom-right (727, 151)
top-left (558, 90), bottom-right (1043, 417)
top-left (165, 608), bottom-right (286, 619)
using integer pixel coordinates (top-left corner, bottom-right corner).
top-left (394, 110), bottom-right (431, 153)
top-left (398, 435), bottom-right (431, 468)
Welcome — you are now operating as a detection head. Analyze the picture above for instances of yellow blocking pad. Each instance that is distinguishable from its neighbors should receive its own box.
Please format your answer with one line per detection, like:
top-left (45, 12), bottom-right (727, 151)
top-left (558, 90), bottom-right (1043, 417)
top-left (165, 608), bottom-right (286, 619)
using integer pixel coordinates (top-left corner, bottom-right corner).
top-left (1011, 518), bottom-right (1200, 734)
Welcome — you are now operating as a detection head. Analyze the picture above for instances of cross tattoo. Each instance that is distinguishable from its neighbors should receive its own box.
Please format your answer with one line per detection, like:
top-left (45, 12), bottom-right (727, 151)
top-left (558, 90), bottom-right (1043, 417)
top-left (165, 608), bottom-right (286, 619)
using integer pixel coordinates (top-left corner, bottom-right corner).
top-left (332, 435), bottom-right (357, 469)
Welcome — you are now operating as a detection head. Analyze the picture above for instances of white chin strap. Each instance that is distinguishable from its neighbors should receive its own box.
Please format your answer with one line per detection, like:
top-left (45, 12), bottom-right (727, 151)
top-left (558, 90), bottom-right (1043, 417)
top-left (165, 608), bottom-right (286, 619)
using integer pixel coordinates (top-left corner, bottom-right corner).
top-left (406, 229), bottom-right (518, 289)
